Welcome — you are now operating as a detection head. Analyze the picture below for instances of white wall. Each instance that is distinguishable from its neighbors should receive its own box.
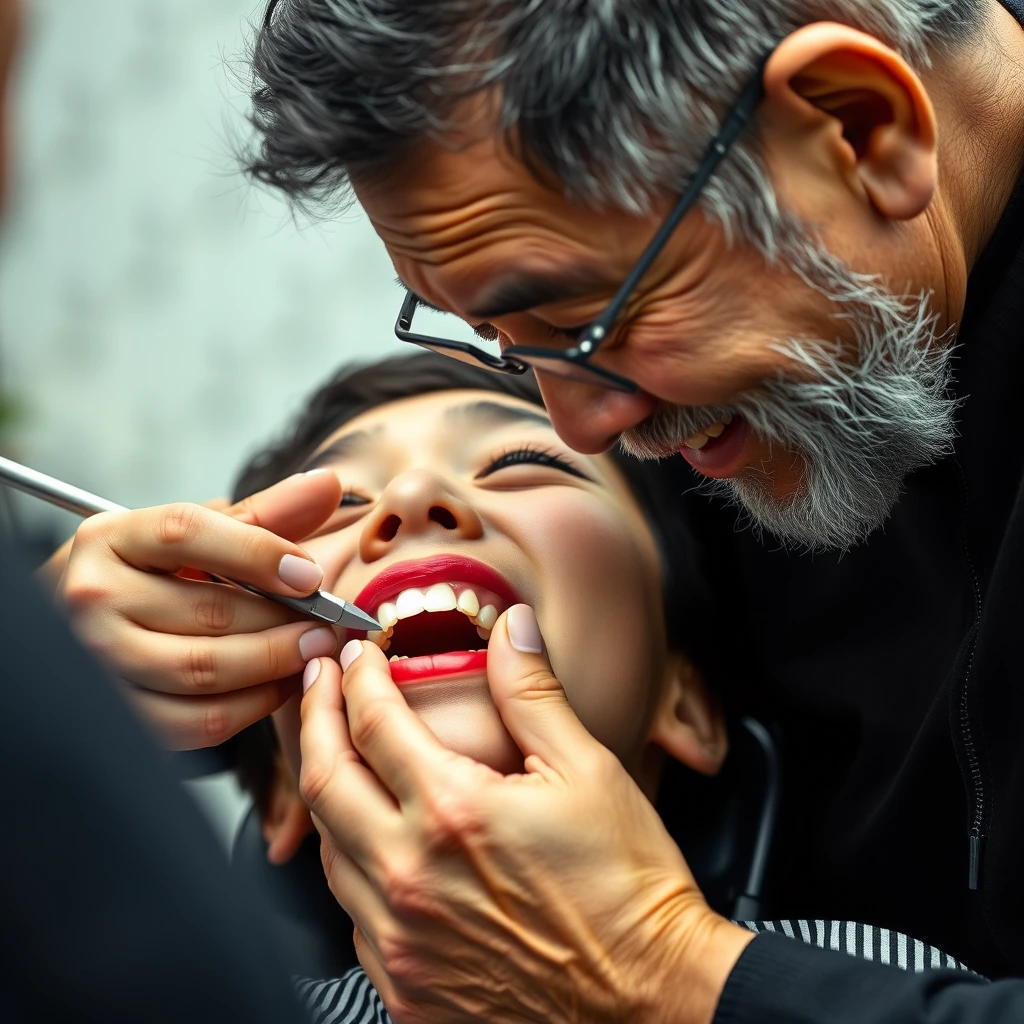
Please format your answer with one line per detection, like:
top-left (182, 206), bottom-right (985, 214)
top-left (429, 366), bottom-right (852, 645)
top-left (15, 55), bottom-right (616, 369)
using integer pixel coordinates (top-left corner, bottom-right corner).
top-left (0, 0), bottom-right (403, 541)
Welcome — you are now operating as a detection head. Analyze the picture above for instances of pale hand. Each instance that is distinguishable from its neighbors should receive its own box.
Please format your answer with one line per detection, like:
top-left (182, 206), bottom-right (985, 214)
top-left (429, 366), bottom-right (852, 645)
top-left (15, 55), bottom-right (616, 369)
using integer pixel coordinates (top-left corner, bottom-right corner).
top-left (45, 469), bottom-right (343, 749)
top-left (299, 608), bottom-right (753, 1024)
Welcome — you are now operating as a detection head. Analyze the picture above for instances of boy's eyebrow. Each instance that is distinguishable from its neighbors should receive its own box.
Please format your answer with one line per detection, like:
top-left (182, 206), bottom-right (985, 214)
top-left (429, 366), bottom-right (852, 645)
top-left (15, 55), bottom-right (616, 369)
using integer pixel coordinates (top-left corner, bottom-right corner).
top-left (446, 400), bottom-right (552, 430)
top-left (301, 427), bottom-right (381, 470)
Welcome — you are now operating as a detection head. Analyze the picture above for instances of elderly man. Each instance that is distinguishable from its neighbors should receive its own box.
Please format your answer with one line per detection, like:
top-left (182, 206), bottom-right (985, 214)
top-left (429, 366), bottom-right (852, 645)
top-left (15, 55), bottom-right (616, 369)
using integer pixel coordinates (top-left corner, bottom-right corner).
top-left (233, 1), bottom-right (1024, 1022)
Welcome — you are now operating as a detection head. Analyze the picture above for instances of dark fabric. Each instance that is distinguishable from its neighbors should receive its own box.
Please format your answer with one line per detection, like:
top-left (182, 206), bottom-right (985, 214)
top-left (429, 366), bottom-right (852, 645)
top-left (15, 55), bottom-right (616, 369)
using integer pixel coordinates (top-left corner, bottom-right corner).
top-left (696, 5), bottom-right (1024, 1019)
top-left (0, 544), bottom-right (307, 1023)
top-left (716, 933), bottom-right (1022, 1024)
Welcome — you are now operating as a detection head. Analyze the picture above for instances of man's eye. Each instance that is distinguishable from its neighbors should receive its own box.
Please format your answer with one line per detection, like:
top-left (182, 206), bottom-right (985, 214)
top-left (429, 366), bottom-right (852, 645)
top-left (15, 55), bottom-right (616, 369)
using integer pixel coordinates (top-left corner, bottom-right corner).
top-left (476, 446), bottom-right (592, 482)
top-left (544, 323), bottom-right (587, 341)
top-left (339, 491), bottom-right (371, 507)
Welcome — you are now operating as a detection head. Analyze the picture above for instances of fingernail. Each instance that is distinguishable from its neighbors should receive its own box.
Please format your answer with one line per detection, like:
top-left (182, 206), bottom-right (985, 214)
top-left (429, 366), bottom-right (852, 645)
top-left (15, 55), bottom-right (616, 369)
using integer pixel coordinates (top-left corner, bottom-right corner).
top-left (304, 467), bottom-right (334, 478)
top-left (299, 625), bottom-right (337, 661)
top-left (340, 639), bottom-right (363, 672)
top-left (507, 604), bottom-right (543, 654)
top-left (278, 553), bottom-right (323, 592)
top-left (302, 658), bottom-right (322, 693)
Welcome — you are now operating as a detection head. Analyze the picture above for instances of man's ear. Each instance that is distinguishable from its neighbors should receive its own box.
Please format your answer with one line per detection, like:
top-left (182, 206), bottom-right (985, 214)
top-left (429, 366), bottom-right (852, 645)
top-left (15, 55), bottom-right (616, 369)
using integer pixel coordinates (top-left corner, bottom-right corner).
top-left (762, 22), bottom-right (938, 220)
top-left (261, 753), bottom-right (315, 866)
top-left (647, 653), bottom-right (728, 777)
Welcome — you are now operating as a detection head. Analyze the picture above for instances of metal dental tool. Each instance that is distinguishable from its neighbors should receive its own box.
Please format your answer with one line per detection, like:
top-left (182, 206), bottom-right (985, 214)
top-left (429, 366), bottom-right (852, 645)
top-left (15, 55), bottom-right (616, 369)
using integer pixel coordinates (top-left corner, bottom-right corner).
top-left (0, 454), bottom-right (381, 631)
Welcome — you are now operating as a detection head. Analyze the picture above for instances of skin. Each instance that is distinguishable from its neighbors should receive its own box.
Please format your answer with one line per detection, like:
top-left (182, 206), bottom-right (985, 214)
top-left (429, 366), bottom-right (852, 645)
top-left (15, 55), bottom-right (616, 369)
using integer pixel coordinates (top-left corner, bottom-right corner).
top-left (355, 9), bottom-right (1024, 498)
top-left (260, 389), bottom-right (726, 863)
top-left (15, 6), bottom-right (1024, 1020)
top-left (298, 8), bottom-right (1024, 1023)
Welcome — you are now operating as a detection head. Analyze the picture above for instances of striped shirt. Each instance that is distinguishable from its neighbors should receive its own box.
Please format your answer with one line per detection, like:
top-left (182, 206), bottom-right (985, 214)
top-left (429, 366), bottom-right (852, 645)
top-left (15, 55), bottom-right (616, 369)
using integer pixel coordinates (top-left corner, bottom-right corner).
top-left (295, 919), bottom-right (977, 1023)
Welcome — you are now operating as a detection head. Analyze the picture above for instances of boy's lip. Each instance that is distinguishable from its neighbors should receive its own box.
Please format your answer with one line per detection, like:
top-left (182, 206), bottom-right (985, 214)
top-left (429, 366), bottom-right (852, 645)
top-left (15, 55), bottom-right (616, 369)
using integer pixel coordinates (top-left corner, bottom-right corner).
top-left (352, 553), bottom-right (522, 618)
top-left (389, 649), bottom-right (488, 686)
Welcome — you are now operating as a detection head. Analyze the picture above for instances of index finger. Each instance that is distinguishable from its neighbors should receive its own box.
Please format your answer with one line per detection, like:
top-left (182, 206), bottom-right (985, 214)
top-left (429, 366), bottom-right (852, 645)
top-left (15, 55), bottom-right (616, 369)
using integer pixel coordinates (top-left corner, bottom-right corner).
top-left (90, 503), bottom-right (324, 597)
top-left (337, 639), bottom-right (461, 804)
top-left (225, 469), bottom-right (342, 542)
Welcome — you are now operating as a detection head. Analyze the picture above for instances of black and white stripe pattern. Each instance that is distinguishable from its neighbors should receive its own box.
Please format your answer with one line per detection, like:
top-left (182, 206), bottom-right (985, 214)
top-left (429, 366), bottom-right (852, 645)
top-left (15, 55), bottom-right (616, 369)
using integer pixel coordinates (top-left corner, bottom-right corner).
top-left (295, 969), bottom-right (391, 1024)
top-left (739, 920), bottom-right (975, 974)
top-left (295, 920), bottom-right (975, 1023)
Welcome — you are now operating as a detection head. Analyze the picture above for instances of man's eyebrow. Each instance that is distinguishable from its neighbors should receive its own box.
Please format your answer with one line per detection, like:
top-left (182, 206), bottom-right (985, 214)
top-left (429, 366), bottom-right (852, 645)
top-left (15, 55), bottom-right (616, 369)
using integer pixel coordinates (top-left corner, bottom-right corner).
top-left (300, 427), bottom-right (380, 471)
top-left (446, 400), bottom-right (552, 430)
top-left (466, 266), bottom-right (609, 320)
top-left (395, 269), bottom-right (608, 321)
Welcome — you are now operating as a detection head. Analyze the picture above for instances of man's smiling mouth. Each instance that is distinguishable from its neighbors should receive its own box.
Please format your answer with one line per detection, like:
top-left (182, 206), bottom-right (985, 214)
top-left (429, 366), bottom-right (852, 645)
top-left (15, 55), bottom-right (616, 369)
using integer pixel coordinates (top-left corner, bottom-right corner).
top-left (349, 555), bottom-right (520, 685)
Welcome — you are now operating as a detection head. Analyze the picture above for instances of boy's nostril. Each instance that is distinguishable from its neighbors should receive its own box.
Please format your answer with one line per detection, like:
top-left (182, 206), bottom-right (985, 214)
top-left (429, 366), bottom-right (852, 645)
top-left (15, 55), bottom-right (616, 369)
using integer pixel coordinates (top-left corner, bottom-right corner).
top-left (378, 514), bottom-right (401, 541)
top-left (429, 506), bottom-right (458, 530)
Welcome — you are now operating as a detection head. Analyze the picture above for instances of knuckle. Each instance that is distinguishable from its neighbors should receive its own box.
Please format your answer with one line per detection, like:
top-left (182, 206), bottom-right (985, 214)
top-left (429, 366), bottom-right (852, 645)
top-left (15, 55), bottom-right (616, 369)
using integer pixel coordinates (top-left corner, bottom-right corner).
top-left (183, 641), bottom-right (219, 692)
top-left (236, 524), bottom-right (272, 570)
top-left (193, 587), bottom-right (235, 633)
top-left (299, 759), bottom-right (333, 808)
top-left (60, 568), bottom-right (109, 617)
top-left (200, 704), bottom-right (232, 747)
top-left (517, 665), bottom-right (564, 699)
top-left (348, 696), bottom-right (393, 753)
top-left (419, 784), bottom-right (481, 849)
top-left (261, 631), bottom-right (285, 680)
top-left (379, 853), bottom-right (435, 920)
top-left (156, 502), bottom-right (205, 549)
top-left (376, 929), bottom-right (425, 992)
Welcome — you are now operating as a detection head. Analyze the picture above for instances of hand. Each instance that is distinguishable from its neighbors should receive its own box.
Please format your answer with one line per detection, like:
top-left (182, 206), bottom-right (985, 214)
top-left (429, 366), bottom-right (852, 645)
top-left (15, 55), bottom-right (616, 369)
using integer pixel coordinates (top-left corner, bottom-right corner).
top-left (58, 469), bottom-right (343, 749)
top-left (299, 606), bottom-right (753, 1024)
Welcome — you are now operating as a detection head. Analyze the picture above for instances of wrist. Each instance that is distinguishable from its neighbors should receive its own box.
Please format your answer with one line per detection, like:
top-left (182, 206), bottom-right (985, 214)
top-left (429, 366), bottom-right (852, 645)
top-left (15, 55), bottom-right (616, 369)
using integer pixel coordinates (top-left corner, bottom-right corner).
top-left (644, 905), bottom-right (755, 1024)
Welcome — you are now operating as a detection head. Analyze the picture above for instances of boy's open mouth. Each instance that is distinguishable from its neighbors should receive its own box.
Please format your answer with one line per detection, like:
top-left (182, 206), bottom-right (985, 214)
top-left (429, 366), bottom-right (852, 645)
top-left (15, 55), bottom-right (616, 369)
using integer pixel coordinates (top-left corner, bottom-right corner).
top-left (350, 555), bottom-right (519, 686)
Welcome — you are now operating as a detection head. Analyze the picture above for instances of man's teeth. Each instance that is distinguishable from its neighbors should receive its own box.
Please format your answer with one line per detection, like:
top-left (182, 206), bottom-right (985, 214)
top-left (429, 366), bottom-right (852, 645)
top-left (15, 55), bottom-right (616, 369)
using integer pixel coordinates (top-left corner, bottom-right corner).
top-left (366, 585), bottom-right (501, 650)
top-left (682, 413), bottom-right (733, 450)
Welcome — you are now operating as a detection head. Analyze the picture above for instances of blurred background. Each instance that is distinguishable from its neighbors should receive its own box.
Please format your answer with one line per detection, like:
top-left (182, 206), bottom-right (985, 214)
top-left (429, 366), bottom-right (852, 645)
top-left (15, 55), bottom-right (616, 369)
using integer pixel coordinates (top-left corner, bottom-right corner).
top-left (0, 0), bottom-right (404, 562)
top-left (0, 0), bottom-right (407, 844)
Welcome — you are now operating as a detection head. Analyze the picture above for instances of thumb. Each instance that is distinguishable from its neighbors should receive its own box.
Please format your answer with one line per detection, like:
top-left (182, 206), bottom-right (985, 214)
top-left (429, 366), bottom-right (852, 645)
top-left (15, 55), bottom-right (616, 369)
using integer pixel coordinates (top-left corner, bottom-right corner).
top-left (223, 468), bottom-right (342, 541)
top-left (486, 604), bottom-right (596, 772)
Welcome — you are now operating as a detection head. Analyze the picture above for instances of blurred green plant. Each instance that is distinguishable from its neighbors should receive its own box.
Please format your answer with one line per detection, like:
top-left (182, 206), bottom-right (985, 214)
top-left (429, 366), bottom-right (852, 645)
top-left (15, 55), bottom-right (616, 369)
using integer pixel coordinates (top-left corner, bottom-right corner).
top-left (0, 389), bottom-right (24, 450)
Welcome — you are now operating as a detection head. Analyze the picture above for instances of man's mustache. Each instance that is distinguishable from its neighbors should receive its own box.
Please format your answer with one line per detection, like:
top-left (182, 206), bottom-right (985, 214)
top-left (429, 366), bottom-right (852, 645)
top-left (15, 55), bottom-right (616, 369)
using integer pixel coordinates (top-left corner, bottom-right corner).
top-left (620, 401), bottom-right (740, 460)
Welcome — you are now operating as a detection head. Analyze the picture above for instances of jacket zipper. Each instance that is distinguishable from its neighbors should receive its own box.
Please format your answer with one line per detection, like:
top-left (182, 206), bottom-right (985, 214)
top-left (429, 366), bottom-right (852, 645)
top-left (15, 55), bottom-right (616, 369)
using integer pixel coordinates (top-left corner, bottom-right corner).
top-left (959, 510), bottom-right (984, 891)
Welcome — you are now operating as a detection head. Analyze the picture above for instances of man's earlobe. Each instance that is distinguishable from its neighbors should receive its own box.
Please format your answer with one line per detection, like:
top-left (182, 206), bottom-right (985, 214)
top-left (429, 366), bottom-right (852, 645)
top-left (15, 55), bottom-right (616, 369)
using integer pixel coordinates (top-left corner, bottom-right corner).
top-left (763, 22), bottom-right (938, 220)
top-left (648, 654), bottom-right (728, 777)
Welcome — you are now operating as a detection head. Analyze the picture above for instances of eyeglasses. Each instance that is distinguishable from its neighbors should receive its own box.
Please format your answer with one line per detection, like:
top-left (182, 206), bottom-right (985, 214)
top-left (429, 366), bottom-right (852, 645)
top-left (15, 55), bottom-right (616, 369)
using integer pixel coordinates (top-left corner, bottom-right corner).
top-left (394, 56), bottom-right (769, 393)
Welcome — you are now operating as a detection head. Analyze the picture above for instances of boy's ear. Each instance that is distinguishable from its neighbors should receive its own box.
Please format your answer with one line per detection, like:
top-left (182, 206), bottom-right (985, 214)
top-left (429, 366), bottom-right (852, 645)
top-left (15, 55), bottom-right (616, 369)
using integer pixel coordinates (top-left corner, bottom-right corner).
top-left (648, 653), bottom-right (728, 777)
top-left (261, 754), bottom-right (315, 865)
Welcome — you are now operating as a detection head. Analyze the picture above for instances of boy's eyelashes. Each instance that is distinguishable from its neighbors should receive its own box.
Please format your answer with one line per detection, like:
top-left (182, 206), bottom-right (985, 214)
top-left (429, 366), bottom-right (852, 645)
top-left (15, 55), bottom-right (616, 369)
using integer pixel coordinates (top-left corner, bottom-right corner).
top-left (474, 444), bottom-right (593, 482)
top-left (331, 446), bottom-right (593, 513)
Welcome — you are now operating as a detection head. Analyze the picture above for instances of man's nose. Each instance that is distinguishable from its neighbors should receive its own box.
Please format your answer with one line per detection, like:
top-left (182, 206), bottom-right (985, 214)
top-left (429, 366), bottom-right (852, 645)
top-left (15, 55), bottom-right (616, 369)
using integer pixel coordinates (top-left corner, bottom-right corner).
top-left (535, 375), bottom-right (659, 454)
top-left (359, 469), bottom-right (484, 562)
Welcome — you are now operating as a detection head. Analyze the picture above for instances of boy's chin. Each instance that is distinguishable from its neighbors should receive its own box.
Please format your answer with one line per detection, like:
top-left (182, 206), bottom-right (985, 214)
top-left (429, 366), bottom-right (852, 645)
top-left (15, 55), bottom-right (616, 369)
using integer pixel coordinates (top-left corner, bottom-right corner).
top-left (401, 674), bottom-right (525, 775)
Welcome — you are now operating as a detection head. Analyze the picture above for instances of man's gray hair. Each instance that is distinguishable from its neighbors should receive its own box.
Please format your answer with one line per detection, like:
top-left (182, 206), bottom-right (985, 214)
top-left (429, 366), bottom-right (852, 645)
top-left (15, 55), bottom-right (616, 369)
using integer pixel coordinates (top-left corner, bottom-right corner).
top-left (245, 0), bottom-right (979, 255)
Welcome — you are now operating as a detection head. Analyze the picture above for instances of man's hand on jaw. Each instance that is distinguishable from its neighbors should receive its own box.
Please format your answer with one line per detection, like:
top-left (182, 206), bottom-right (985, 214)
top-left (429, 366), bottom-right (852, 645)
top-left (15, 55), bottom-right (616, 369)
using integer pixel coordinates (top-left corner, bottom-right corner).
top-left (52, 469), bottom-right (343, 749)
top-left (299, 606), bottom-right (753, 1024)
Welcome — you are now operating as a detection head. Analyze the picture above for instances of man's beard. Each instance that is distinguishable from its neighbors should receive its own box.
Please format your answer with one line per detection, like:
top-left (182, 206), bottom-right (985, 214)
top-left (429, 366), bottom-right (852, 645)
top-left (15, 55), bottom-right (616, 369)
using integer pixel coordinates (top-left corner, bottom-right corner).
top-left (619, 244), bottom-right (959, 553)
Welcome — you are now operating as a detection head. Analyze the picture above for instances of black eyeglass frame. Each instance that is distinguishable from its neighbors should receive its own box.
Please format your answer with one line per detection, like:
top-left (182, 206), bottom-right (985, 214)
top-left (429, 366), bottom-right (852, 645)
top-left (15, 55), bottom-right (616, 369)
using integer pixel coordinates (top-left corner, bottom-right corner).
top-left (394, 55), bottom-right (770, 393)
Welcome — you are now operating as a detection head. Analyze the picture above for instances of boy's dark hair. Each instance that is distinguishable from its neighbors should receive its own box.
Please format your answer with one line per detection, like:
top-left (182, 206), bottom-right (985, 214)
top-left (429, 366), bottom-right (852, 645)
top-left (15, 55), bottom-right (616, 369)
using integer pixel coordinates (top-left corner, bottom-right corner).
top-left (232, 352), bottom-right (711, 813)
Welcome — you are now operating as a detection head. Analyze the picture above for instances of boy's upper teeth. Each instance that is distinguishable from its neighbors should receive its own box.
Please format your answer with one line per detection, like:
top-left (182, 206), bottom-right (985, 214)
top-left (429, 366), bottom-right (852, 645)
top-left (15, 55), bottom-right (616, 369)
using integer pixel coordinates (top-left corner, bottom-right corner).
top-left (367, 582), bottom-right (505, 649)
top-left (682, 413), bottom-right (733, 450)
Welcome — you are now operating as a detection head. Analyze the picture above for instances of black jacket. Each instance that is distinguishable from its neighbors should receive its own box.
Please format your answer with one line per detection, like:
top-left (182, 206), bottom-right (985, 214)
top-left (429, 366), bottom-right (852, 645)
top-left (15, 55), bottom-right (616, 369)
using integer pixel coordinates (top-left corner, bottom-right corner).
top-left (0, 544), bottom-right (308, 1023)
top-left (683, 5), bottom-right (1024, 1018)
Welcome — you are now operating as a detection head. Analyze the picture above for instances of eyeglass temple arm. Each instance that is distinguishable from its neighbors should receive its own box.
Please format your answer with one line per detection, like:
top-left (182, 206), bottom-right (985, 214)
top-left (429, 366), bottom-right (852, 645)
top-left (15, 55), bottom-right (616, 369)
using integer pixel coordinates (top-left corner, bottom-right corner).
top-left (582, 56), bottom-right (770, 347)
